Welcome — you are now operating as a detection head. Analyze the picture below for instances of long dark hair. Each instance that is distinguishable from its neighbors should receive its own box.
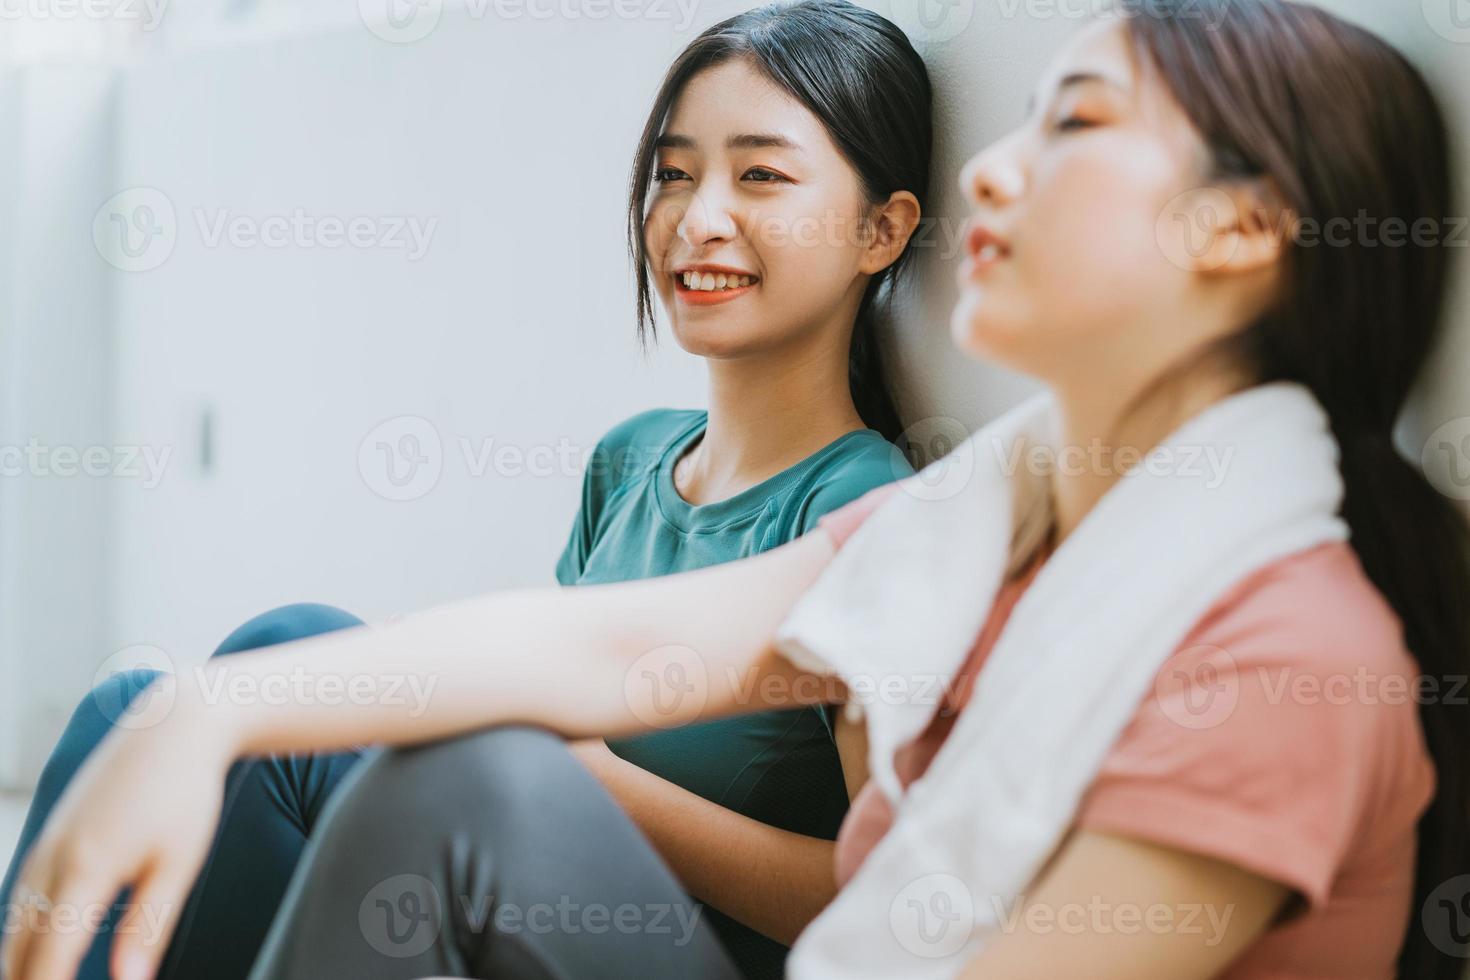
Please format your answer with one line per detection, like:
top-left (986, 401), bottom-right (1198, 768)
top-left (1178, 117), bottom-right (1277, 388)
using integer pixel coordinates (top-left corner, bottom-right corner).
top-left (1125, 3), bottom-right (1470, 975)
top-left (625, 0), bottom-right (933, 442)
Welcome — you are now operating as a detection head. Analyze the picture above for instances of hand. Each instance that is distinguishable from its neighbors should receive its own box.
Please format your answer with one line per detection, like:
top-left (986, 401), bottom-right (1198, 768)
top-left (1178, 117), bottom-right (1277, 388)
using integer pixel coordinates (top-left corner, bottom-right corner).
top-left (1, 676), bottom-right (237, 980)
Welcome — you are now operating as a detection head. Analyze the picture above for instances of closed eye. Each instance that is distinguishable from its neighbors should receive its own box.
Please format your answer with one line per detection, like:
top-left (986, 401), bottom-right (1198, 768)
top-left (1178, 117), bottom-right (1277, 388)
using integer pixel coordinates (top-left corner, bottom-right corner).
top-left (1055, 116), bottom-right (1097, 133)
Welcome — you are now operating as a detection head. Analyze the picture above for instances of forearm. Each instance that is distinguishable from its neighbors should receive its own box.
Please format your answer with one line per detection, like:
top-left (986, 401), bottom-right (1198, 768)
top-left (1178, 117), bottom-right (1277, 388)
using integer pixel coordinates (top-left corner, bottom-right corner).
top-left (578, 747), bottom-right (836, 947)
top-left (171, 534), bottom-right (839, 760)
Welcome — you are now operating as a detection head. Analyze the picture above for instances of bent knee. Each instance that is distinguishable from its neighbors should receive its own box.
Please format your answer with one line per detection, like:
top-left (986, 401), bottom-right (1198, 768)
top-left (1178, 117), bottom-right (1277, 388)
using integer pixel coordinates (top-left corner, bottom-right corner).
top-left (81, 667), bottom-right (166, 731)
top-left (349, 726), bottom-right (575, 820)
top-left (212, 602), bottom-right (364, 659)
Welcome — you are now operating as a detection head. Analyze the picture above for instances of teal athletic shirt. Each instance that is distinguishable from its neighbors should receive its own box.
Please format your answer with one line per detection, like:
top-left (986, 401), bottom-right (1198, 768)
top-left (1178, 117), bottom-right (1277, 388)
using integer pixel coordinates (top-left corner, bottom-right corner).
top-left (554, 407), bottom-right (912, 980)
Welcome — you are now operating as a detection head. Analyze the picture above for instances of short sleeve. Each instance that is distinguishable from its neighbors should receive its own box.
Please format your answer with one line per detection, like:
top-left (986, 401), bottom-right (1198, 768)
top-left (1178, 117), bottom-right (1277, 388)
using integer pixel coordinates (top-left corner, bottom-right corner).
top-left (815, 482), bottom-right (903, 551)
top-left (1074, 543), bottom-right (1435, 910)
top-left (553, 408), bottom-right (687, 586)
top-left (553, 505), bottom-right (591, 586)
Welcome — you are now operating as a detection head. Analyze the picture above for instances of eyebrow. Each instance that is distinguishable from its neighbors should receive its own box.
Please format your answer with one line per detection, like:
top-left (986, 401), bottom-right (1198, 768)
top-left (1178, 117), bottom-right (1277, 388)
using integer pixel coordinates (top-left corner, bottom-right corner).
top-left (655, 132), bottom-right (804, 152)
top-left (1024, 71), bottom-right (1129, 117)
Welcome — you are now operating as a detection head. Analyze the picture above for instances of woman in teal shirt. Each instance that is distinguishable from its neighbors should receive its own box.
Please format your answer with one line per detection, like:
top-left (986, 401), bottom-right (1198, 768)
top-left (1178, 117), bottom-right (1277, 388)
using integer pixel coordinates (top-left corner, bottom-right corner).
top-left (548, 2), bottom-right (930, 973)
top-left (0, 3), bottom-right (929, 978)
top-left (557, 410), bottom-right (907, 975)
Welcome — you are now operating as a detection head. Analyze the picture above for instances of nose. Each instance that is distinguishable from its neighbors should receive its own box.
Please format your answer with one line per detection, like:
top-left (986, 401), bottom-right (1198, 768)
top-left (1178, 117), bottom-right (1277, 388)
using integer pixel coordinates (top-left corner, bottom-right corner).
top-left (676, 186), bottom-right (738, 248)
top-left (958, 131), bottom-right (1026, 209)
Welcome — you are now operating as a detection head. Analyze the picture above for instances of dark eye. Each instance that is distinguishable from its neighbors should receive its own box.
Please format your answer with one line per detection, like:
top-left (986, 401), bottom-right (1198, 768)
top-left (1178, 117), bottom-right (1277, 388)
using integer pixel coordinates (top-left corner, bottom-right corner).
top-left (653, 167), bottom-right (689, 183)
top-left (743, 167), bottom-right (789, 183)
top-left (1055, 116), bottom-right (1095, 133)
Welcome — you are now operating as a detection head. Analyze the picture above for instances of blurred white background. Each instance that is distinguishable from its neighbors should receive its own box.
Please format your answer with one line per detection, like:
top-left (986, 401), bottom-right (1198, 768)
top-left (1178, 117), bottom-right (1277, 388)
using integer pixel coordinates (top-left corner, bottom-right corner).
top-left (0, 0), bottom-right (1466, 861)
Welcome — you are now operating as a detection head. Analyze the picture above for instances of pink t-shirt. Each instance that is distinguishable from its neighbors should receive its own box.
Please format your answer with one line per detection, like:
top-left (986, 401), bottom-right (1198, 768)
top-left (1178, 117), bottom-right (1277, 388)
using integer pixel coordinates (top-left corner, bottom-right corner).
top-left (817, 483), bottom-right (1435, 979)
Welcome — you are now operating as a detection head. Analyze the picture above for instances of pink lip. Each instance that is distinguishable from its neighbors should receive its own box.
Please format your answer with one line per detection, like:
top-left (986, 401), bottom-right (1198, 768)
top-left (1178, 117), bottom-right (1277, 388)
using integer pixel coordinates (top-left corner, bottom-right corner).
top-left (959, 221), bottom-right (1011, 281)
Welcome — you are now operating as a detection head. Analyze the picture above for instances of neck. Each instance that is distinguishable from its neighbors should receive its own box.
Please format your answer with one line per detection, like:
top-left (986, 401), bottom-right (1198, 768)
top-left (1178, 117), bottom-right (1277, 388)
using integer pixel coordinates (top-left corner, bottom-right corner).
top-left (1048, 370), bottom-right (1248, 546)
top-left (683, 331), bottom-right (870, 504)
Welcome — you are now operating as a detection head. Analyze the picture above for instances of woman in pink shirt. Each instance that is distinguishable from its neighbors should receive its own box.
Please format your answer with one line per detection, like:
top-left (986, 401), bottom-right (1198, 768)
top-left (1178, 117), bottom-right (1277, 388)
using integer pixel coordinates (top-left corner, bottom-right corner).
top-left (5, 2), bottom-right (1467, 979)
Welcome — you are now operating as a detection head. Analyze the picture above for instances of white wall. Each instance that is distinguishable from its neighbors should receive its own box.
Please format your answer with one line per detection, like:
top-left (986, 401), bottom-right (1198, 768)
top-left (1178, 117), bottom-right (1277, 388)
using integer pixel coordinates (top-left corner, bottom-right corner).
top-left (0, 66), bottom-right (116, 787)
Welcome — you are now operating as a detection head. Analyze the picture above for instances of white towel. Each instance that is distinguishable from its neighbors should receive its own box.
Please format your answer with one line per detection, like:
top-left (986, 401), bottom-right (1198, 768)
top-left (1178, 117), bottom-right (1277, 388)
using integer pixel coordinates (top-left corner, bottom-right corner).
top-left (775, 381), bottom-right (1348, 979)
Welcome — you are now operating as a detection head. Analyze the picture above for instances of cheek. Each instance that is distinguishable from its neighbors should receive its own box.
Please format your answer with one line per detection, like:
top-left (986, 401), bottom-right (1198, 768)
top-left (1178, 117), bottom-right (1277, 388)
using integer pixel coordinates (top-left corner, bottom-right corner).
top-left (1031, 154), bottom-right (1176, 303)
top-left (952, 150), bottom-right (1183, 369)
top-left (642, 198), bottom-right (683, 271)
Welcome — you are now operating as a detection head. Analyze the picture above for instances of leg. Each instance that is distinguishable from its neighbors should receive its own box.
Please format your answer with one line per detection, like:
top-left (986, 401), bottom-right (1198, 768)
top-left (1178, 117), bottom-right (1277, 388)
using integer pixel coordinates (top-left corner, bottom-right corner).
top-left (250, 726), bottom-right (744, 980)
top-left (1, 603), bottom-right (366, 980)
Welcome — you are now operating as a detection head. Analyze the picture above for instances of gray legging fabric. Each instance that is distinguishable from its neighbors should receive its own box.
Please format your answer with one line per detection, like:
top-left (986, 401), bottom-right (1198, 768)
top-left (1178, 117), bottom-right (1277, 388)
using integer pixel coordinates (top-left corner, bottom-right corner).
top-left (248, 725), bottom-right (746, 979)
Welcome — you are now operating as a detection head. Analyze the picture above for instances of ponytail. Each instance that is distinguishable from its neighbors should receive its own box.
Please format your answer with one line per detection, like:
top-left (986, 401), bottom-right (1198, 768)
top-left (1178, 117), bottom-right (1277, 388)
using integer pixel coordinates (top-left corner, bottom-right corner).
top-left (1327, 425), bottom-right (1470, 980)
top-left (849, 280), bottom-right (904, 443)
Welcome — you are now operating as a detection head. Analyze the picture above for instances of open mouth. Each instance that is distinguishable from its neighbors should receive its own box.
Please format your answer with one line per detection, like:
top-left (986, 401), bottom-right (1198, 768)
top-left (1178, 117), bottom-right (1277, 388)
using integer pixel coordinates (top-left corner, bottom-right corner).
top-left (676, 270), bottom-right (758, 291)
top-left (672, 269), bottom-right (759, 305)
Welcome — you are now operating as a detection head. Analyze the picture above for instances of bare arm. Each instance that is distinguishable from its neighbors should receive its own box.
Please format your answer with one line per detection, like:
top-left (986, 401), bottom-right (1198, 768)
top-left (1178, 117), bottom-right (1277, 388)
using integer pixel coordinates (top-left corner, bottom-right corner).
top-left (961, 831), bottom-right (1288, 979)
top-left (568, 694), bottom-right (869, 948)
top-left (212, 528), bottom-right (840, 755)
top-left (572, 743), bottom-right (840, 947)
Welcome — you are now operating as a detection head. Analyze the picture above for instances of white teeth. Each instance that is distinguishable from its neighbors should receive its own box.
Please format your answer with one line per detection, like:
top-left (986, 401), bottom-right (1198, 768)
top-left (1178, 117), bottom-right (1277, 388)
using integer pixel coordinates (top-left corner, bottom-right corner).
top-left (679, 271), bottom-right (756, 291)
top-left (978, 244), bottom-right (1001, 262)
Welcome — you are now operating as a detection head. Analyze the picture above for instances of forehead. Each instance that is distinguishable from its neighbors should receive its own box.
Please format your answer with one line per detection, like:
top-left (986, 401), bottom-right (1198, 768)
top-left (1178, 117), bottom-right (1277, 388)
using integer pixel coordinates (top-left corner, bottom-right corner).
top-left (1036, 18), bottom-right (1137, 97)
top-left (664, 59), bottom-right (823, 143)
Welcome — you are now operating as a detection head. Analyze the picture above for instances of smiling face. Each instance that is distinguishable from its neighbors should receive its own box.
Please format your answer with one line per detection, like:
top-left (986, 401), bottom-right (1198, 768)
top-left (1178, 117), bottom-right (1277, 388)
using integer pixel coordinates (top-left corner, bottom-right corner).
top-left (951, 18), bottom-right (1274, 396)
top-left (642, 58), bottom-right (878, 359)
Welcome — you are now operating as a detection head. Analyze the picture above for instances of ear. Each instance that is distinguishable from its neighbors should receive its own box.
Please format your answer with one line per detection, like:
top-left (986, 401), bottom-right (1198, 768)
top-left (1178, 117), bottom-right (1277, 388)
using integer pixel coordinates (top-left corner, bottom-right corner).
top-left (858, 190), bottom-right (922, 276)
top-left (1163, 178), bottom-right (1291, 277)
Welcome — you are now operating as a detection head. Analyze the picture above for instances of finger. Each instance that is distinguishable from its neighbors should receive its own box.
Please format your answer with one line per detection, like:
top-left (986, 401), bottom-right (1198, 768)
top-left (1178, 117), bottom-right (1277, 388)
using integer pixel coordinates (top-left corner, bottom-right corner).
top-left (10, 872), bottom-right (108, 980)
top-left (111, 862), bottom-right (194, 980)
top-left (2, 856), bottom-right (61, 980)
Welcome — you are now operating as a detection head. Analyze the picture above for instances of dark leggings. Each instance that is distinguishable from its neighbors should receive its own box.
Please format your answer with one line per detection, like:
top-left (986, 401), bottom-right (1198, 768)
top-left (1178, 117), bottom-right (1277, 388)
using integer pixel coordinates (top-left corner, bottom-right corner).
top-left (248, 726), bottom-right (743, 979)
top-left (4, 607), bottom-right (743, 978)
top-left (2, 603), bottom-right (368, 980)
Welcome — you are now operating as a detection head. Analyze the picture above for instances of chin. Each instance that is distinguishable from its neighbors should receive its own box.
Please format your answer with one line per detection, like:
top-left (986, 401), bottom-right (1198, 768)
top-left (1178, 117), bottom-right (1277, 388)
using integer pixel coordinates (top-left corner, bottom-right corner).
top-left (950, 291), bottom-right (1009, 359)
top-left (668, 318), bottom-right (760, 359)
